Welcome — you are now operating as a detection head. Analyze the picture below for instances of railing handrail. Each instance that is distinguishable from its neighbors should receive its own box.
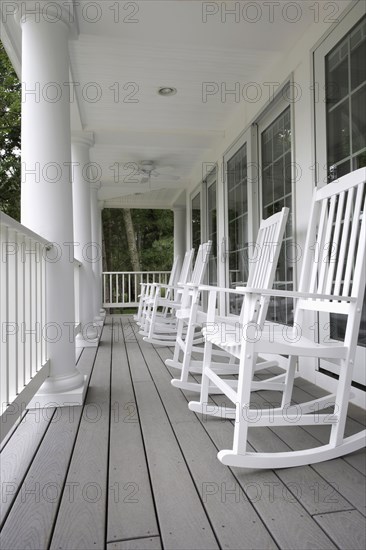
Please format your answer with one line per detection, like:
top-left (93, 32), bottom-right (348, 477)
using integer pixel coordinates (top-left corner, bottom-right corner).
top-left (0, 210), bottom-right (52, 248)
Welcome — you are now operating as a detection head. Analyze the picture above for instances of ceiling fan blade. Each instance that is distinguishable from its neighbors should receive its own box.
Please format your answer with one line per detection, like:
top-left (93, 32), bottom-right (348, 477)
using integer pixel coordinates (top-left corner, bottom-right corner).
top-left (155, 172), bottom-right (180, 180)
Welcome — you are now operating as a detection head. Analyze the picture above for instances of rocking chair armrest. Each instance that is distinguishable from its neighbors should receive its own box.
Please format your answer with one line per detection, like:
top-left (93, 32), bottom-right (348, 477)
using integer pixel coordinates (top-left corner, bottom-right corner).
top-left (197, 284), bottom-right (247, 295)
top-left (198, 284), bottom-right (356, 303)
top-left (242, 288), bottom-right (357, 302)
top-left (177, 281), bottom-right (200, 289)
top-left (152, 282), bottom-right (183, 292)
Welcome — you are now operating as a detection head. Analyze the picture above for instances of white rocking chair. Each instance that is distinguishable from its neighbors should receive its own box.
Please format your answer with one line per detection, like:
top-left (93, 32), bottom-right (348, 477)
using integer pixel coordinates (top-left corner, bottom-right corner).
top-left (138, 248), bottom-right (194, 335)
top-left (134, 254), bottom-right (181, 325)
top-left (168, 207), bottom-right (289, 393)
top-left (142, 241), bottom-right (212, 346)
top-left (189, 167), bottom-right (366, 469)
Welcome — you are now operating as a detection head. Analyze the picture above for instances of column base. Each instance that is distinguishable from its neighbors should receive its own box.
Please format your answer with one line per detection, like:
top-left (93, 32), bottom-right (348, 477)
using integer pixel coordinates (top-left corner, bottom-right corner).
top-left (75, 333), bottom-right (99, 348)
top-left (27, 372), bottom-right (88, 409)
top-left (76, 324), bottom-right (100, 348)
top-left (94, 315), bottom-right (104, 327)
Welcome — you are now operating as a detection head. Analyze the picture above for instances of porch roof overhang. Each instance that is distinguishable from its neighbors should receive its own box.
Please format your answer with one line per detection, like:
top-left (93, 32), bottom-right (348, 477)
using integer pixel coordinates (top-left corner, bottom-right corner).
top-left (0, 0), bottom-right (352, 209)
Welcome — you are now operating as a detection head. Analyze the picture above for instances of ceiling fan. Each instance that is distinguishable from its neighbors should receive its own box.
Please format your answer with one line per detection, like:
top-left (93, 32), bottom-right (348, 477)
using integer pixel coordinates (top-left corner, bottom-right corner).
top-left (135, 160), bottom-right (181, 184)
top-left (102, 160), bottom-right (181, 201)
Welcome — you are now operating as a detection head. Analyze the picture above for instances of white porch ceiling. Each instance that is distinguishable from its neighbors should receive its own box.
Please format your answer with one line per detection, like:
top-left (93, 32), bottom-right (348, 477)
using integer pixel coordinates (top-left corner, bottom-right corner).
top-left (2, 0), bottom-right (344, 208)
top-left (66, 0), bottom-right (321, 208)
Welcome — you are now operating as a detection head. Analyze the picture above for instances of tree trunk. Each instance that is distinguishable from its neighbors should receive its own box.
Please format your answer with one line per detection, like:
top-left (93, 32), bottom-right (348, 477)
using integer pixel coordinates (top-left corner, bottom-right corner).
top-left (122, 208), bottom-right (141, 271)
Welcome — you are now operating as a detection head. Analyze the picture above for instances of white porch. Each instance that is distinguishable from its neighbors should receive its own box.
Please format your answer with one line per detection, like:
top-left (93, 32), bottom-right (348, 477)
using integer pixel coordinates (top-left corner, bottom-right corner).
top-left (0, 0), bottom-right (366, 547)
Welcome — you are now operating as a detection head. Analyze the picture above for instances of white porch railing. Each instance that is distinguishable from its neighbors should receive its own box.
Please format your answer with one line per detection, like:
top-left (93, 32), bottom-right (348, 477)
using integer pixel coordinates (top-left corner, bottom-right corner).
top-left (103, 271), bottom-right (170, 308)
top-left (0, 212), bottom-right (51, 441)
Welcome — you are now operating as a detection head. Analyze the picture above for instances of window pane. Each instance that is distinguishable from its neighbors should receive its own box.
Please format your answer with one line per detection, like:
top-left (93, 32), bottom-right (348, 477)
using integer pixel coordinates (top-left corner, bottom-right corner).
top-left (326, 38), bottom-right (349, 104)
top-left (261, 106), bottom-right (293, 325)
top-left (351, 19), bottom-right (366, 90)
top-left (191, 192), bottom-right (201, 253)
top-left (352, 85), bottom-right (366, 153)
top-left (207, 181), bottom-right (217, 285)
top-left (327, 100), bottom-right (350, 166)
top-left (227, 143), bottom-right (248, 313)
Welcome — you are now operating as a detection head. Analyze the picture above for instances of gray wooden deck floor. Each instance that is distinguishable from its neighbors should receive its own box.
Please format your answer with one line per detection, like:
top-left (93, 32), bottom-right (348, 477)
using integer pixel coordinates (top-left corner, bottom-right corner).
top-left (1, 315), bottom-right (365, 550)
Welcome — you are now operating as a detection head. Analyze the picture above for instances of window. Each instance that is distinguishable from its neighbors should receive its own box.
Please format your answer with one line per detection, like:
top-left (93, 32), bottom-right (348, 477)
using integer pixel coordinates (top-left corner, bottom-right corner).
top-left (314, 2), bottom-right (366, 386)
top-left (326, 17), bottom-right (366, 182)
top-left (227, 145), bottom-right (248, 283)
top-left (207, 179), bottom-right (217, 285)
top-left (226, 143), bottom-right (249, 313)
top-left (261, 107), bottom-right (294, 325)
top-left (191, 191), bottom-right (201, 253)
top-left (325, 16), bottom-right (366, 348)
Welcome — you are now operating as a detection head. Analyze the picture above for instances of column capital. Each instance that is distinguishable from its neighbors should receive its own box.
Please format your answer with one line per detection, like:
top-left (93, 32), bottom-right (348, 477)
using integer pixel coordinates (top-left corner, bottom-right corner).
top-left (72, 132), bottom-right (95, 149)
top-left (172, 205), bottom-right (186, 212)
top-left (14, 1), bottom-right (78, 37)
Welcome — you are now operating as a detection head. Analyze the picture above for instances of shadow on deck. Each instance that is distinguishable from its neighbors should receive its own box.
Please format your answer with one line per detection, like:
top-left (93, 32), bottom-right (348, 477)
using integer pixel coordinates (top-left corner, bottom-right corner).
top-left (1, 315), bottom-right (365, 550)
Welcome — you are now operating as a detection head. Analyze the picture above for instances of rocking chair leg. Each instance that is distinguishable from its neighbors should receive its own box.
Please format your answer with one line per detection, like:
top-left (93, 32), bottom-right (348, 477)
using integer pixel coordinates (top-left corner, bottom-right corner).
top-left (232, 348), bottom-right (256, 456)
top-left (188, 338), bottom-right (214, 411)
top-left (280, 356), bottom-right (297, 409)
top-left (178, 318), bottom-right (196, 385)
top-left (330, 356), bottom-right (353, 447)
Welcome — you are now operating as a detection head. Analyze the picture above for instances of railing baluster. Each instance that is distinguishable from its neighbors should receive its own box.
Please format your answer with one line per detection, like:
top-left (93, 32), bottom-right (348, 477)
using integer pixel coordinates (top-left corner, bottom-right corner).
top-left (19, 234), bottom-right (26, 392)
top-left (41, 244), bottom-right (47, 368)
top-left (36, 242), bottom-right (42, 373)
top-left (122, 273), bottom-right (125, 306)
top-left (103, 273), bottom-right (106, 306)
top-left (7, 229), bottom-right (17, 402)
top-left (24, 237), bottom-right (31, 387)
top-left (0, 225), bottom-right (9, 410)
top-left (30, 239), bottom-right (37, 377)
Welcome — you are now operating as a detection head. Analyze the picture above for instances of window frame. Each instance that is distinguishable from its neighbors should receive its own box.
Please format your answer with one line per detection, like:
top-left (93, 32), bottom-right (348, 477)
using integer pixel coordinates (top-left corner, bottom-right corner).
top-left (312, 0), bottom-right (366, 387)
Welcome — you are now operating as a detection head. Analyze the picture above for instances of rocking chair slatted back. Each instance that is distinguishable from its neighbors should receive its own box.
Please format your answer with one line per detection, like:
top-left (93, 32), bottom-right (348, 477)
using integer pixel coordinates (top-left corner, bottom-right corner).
top-left (189, 241), bottom-right (212, 286)
top-left (167, 255), bottom-right (182, 287)
top-left (238, 207), bottom-right (289, 326)
top-left (297, 168), bottom-right (365, 317)
top-left (178, 249), bottom-right (195, 285)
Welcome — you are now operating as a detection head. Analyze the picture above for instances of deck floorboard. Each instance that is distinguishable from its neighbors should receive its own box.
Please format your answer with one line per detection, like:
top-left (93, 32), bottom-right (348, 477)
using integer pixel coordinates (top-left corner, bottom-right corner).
top-left (1, 315), bottom-right (365, 550)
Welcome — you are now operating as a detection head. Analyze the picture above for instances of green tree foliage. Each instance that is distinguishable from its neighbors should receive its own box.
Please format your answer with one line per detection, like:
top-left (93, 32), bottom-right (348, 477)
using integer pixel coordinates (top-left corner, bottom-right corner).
top-left (102, 208), bottom-right (173, 272)
top-left (0, 42), bottom-right (21, 220)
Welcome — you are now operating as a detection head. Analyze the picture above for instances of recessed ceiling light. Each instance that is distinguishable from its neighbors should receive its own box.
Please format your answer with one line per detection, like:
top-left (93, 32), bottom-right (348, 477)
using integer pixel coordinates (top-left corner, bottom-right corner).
top-left (158, 87), bottom-right (177, 96)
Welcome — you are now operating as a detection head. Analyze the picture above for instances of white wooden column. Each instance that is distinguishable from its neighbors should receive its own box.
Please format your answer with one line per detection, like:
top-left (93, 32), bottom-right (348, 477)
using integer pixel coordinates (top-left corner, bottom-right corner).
top-left (72, 133), bottom-right (99, 347)
top-left (173, 207), bottom-right (187, 263)
top-left (16, 4), bottom-right (86, 406)
top-left (90, 184), bottom-right (104, 323)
